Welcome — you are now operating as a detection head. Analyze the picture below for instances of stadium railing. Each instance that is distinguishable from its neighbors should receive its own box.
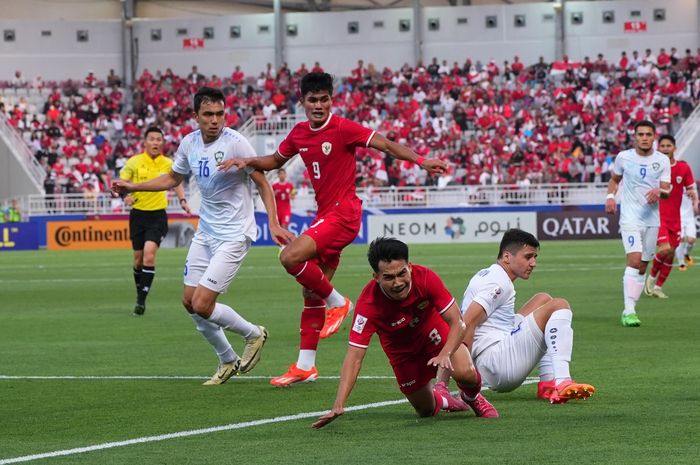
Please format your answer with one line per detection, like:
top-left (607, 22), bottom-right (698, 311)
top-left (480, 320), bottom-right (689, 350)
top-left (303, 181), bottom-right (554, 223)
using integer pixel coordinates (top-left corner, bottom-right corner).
top-left (21, 182), bottom-right (607, 216)
top-left (0, 112), bottom-right (46, 191)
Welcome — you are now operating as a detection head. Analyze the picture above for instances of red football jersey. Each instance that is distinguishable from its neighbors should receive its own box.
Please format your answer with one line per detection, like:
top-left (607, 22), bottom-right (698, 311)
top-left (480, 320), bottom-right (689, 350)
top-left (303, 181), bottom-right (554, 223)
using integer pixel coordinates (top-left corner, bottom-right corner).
top-left (272, 181), bottom-right (294, 212)
top-left (277, 114), bottom-right (375, 215)
top-left (660, 160), bottom-right (695, 229)
top-left (348, 264), bottom-right (456, 363)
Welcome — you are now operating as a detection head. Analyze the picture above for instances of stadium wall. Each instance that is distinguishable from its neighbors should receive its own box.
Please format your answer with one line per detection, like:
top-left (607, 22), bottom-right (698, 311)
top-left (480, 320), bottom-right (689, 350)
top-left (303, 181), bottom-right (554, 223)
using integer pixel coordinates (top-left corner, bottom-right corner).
top-left (14, 205), bottom-right (698, 252)
top-left (1, 0), bottom-right (697, 80)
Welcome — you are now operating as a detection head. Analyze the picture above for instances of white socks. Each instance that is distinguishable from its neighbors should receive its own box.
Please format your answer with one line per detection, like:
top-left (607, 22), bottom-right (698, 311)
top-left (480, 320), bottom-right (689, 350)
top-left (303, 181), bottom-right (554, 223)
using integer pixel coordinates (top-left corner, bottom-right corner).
top-left (209, 303), bottom-right (260, 339)
top-left (538, 354), bottom-right (554, 382)
top-left (623, 266), bottom-right (644, 314)
top-left (676, 243), bottom-right (686, 265)
top-left (297, 349), bottom-right (316, 371)
top-left (325, 289), bottom-right (346, 308)
top-left (545, 309), bottom-right (573, 384)
top-left (191, 314), bottom-right (237, 364)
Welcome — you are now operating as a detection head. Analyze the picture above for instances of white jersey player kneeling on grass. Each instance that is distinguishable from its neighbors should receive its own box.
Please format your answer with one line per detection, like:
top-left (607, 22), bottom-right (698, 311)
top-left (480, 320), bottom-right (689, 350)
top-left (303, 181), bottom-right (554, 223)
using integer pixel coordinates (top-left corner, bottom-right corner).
top-left (112, 87), bottom-right (295, 385)
top-left (460, 228), bottom-right (595, 404)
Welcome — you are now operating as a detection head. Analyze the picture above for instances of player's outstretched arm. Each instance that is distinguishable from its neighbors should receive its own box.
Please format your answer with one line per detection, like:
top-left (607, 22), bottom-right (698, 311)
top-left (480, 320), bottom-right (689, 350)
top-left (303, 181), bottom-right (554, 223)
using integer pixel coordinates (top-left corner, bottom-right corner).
top-left (369, 133), bottom-right (447, 175)
top-left (173, 183), bottom-right (191, 214)
top-left (428, 303), bottom-right (467, 371)
top-left (218, 152), bottom-right (287, 173)
top-left (461, 301), bottom-right (488, 351)
top-left (250, 170), bottom-right (296, 246)
top-left (111, 171), bottom-right (184, 197)
top-left (312, 346), bottom-right (366, 429)
top-left (605, 175), bottom-right (621, 214)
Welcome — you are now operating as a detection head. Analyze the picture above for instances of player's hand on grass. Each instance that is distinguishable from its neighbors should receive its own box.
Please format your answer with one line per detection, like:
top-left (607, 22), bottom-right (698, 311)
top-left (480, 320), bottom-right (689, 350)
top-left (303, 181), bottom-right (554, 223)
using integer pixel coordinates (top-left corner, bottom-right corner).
top-left (269, 223), bottom-right (296, 246)
top-left (427, 353), bottom-right (453, 371)
top-left (111, 180), bottom-right (134, 198)
top-left (421, 158), bottom-right (448, 175)
top-left (217, 158), bottom-right (247, 172)
top-left (645, 188), bottom-right (661, 204)
top-left (312, 408), bottom-right (344, 429)
top-left (605, 198), bottom-right (617, 214)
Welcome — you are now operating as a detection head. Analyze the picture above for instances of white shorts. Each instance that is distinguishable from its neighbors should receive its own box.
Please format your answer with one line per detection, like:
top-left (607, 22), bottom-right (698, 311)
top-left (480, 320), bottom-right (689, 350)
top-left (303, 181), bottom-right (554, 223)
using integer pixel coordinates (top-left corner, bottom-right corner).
top-left (620, 225), bottom-right (659, 262)
top-left (473, 314), bottom-right (547, 392)
top-left (183, 231), bottom-right (251, 294)
top-left (680, 217), bottom-right (697, 239)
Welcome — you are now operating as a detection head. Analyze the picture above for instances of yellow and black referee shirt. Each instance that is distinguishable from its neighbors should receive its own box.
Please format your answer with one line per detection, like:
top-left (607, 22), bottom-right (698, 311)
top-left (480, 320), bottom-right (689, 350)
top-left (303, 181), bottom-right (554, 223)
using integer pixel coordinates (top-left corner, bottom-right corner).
top-left (119, 152), bottom-right (173, 211)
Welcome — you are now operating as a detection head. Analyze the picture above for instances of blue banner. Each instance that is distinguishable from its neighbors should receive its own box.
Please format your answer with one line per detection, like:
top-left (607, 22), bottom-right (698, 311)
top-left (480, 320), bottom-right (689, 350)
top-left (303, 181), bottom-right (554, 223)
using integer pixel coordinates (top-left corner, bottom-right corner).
top-left (253, 212), bottom-right (367, 246)
top-left (0, 222), bottom-right (40, 251)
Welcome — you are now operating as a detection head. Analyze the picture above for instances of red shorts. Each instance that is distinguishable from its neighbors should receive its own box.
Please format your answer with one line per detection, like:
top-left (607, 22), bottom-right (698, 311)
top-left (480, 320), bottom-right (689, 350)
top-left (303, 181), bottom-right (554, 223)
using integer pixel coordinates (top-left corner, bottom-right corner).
top-left (389, 322), bottom-right (449, 395)
top-left (277, 209), bottom-right (291, 227)
top-left (657, 224), bottom-right (681, 249)
top-left (303, 197), bottom-right (362, 270)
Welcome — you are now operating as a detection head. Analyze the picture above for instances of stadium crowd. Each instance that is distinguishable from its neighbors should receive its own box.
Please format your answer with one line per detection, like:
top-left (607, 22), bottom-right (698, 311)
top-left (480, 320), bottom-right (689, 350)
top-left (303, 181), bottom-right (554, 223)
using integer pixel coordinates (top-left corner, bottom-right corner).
top-left (3, 47), bottom-right (700, 196)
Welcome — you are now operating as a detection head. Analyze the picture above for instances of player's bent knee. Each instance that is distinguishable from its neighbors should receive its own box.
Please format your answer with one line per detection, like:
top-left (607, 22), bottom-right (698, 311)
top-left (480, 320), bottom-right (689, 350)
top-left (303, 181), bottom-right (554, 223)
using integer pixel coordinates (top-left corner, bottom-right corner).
top-left (550, 297), bottom-right (571, 311)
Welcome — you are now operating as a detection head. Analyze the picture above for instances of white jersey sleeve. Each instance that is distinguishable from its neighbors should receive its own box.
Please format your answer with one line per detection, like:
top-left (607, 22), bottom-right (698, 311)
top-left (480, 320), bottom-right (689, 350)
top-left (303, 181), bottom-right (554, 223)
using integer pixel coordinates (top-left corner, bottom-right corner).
top-left (172, 137), bottom-right (193, 175)
top-left (461, 264), bottom-right (516, 358)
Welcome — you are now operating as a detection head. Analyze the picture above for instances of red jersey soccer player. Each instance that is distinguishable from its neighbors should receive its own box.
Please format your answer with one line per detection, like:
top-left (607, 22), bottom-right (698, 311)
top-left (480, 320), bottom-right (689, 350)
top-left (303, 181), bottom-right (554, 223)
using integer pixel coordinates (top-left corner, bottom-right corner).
top-left (645, 134), bottom-right (698, 298)
top-left (312, 238), bottom-right (498, 428)
top-left (272, 168), bottom-right (295, 228)
top-left (219, 72), bottom-right (446, 386)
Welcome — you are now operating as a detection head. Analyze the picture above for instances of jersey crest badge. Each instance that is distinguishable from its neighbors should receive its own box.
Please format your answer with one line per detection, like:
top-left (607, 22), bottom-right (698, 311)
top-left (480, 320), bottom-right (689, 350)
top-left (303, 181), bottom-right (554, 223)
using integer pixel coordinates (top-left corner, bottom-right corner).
top-left (489, 286), bottom-right (502, 300)
top-left (322, 142), bottom-right (332, 155)
top-left (214, 151), bottom-right (225, 164)
top-left (352, 315), bottom-right (367, 334)
top-left (652, 162), bottom-right (660, 171)
top-left (676, 175), bottom-right (683, 184)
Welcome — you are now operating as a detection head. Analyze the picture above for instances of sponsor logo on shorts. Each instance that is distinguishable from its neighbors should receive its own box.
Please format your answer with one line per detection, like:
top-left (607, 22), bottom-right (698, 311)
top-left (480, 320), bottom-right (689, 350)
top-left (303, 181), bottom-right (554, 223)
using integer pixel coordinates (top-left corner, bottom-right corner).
top-left (207, 277), bottom-right (218, 285)
top-left (400, 379), bottom-right (416, 388)
top-left (352, 314), bottom-right (368, 333)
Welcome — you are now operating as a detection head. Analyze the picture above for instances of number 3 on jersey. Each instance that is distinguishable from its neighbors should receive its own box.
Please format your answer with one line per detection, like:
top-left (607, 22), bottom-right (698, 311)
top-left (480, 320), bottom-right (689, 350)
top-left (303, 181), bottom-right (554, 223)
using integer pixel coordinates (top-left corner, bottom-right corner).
top-left (428, 328), bottom-right (442, 346)
top-left (312, 161), bottom-right (321, 179)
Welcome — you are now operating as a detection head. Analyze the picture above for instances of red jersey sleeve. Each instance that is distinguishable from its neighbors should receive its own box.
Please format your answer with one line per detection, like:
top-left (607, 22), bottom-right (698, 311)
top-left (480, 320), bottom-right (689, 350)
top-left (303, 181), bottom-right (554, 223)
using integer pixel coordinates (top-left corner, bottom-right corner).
top-left (339, 118), bottom-right (376, 149)
top-left (683, 163), bottom-right (696, 188)
top-left (423, 267), bottom-right (456, 314)
top-left (348, 304), bottom-right (377, 349)
top-left (277, 126), bottom-right (299, 159)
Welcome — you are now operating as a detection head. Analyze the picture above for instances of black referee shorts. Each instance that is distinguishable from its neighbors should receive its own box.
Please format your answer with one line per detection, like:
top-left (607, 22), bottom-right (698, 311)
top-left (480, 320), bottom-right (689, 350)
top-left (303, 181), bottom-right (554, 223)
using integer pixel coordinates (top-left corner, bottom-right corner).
top-left (129, 208), bottom-right (169, 250)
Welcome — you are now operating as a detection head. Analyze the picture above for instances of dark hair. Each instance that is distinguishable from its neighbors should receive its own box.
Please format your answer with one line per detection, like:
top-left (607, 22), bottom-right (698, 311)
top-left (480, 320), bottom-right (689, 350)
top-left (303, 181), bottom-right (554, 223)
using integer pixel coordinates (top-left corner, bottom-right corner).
top-left (300, 72), bottom-right (333, 98)
top-left (194, 86), bottom-right (225, 113)
top-left (498, 229), bottom-right (540, 259)
top-left (367, 237), bottom-right (409, 272)
top-left (634, 120), bottom-right (656, 133)
top-left (658, 134), bottom-right (676, 145)
top-left (144, 126), bottom-right (163, 138)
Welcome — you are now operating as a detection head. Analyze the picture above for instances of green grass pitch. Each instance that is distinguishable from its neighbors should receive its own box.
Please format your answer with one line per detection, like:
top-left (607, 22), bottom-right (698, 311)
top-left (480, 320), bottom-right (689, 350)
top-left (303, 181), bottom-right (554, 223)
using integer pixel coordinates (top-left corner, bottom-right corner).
top-left (1, 241), bottom-right (698, 464)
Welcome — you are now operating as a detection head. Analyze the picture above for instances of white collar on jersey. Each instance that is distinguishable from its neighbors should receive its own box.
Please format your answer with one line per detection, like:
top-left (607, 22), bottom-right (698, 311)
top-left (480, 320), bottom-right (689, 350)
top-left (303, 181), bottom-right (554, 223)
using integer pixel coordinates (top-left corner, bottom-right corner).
top-left (309, 113), bottom-right (333, 132)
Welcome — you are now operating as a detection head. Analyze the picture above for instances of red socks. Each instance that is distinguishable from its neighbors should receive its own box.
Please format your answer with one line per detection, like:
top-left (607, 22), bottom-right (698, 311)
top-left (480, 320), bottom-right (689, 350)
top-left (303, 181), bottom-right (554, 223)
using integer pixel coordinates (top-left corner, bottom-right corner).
top-left (299, 298), bottom-right (325, 350)
top-left (457, 370), bottom-right (482, 401)
top-left (285, 261), bottom-right (333, 299)
top-left (651, 253), bottom-right (674, 287)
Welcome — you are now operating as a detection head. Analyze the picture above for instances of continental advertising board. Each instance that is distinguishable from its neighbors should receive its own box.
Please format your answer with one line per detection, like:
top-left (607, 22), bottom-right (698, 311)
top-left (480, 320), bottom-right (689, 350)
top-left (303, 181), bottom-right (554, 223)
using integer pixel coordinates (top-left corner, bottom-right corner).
top-left (367, 212), bottom-right (537, 243)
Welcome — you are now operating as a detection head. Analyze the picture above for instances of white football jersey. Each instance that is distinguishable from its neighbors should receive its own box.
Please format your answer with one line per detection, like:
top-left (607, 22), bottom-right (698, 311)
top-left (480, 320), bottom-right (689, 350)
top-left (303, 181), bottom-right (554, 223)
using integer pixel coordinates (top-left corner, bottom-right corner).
top-left (680, 190), bottom-right (694, 225)
top-left (460, 263), bottom-right (516, 358)
top-left (172, 128), bottom-right (257, 242)
top-left (613, 149), bottom-right (671, 227)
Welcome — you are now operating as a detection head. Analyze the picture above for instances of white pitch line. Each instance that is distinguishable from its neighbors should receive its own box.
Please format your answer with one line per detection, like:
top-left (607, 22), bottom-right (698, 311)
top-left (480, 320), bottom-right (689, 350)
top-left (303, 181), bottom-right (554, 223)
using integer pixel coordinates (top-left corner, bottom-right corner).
top-left (0, 379), bottom-right (537, 464)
